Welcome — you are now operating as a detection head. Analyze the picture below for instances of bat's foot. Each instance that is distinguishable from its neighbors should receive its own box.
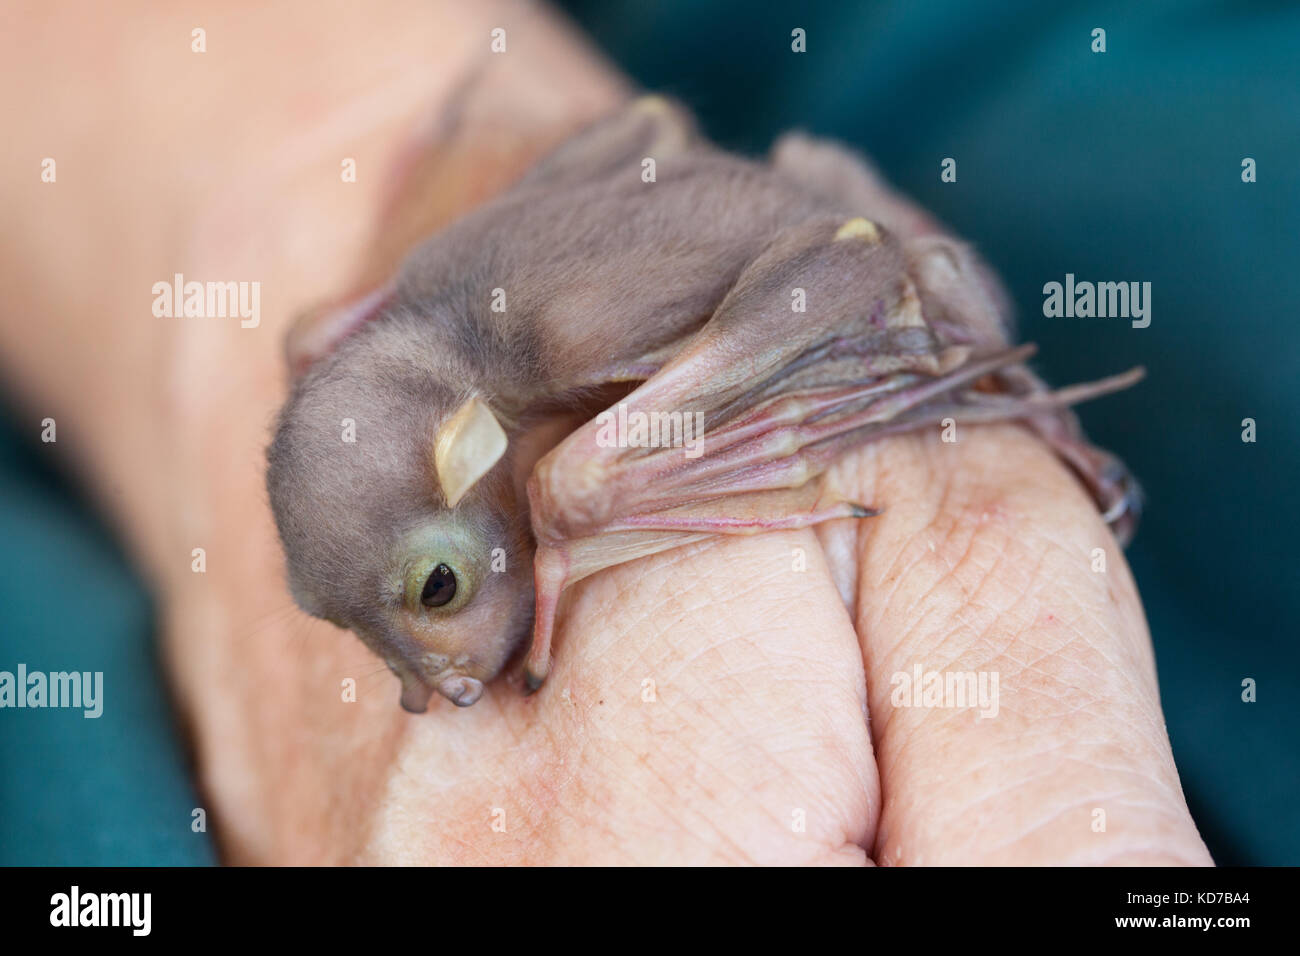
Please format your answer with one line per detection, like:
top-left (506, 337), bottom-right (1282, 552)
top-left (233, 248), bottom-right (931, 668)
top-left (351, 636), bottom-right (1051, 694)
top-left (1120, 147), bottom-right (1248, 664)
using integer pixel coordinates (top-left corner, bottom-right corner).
top-left (1022, 407), bottom-right (1145, 546)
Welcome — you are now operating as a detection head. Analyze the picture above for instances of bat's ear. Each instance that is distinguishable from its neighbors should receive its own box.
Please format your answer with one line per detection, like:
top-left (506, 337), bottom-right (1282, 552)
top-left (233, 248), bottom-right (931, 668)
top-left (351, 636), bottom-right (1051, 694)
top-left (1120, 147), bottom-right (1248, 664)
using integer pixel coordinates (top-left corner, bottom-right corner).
top-left (285, 284), bottom-right (392, 379)
top-left (433, 397), bottom-right (508, 507)
top-left (519, 94), bottom-right (697, 188)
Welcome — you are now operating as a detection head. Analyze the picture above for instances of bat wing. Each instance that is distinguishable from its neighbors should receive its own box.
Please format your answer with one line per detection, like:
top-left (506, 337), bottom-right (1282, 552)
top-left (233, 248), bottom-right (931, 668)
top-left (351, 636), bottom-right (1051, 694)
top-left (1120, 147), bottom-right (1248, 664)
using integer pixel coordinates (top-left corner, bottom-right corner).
top-left (520, 210), bottom-right (1142, 688)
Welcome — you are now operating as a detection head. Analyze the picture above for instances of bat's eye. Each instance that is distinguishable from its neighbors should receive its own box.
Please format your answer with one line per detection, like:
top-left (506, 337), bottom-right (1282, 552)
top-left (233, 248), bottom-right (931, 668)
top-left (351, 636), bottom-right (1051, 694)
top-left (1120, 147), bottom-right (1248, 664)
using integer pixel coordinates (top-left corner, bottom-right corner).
top-left (420, 563), bottom-right (458, 607)
top-left (397, 525), bottom-right (481, 613)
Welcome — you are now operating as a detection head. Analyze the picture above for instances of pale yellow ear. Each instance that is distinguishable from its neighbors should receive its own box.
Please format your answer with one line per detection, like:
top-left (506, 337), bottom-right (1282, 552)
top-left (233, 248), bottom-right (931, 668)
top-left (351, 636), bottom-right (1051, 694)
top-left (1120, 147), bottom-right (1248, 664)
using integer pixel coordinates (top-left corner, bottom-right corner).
top-left (433, 397), bottom-right (507, 506)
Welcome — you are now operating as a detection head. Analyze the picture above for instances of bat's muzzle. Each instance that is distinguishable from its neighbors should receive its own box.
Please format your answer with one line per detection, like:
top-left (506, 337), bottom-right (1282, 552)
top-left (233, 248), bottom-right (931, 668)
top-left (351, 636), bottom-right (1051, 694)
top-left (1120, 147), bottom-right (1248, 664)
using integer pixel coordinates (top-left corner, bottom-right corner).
top-left (396, 671), bottom-right (484, 711)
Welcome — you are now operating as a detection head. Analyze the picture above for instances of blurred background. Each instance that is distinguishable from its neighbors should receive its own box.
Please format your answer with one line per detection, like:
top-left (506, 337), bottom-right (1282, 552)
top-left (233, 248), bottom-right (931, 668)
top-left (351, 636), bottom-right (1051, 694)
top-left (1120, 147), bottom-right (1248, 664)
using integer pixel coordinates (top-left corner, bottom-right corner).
top-left (1, 0), bottom-right (1296, 864)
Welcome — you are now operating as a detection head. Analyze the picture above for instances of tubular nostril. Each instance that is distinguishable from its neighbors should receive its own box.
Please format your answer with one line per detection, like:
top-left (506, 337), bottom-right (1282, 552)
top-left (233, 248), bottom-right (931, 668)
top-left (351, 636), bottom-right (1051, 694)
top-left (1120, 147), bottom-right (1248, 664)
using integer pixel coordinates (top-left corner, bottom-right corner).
top-left (438, 675), bottom-right (484, 707)
top-left (398, 675), bottom-right (434, 713)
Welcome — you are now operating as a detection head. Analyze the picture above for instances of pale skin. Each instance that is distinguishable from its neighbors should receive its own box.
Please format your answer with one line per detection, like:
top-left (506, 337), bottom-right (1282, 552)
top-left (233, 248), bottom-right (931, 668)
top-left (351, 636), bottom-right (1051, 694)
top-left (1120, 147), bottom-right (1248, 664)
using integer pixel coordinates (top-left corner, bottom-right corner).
top-left (0, 1), bottom-right (1210, 864)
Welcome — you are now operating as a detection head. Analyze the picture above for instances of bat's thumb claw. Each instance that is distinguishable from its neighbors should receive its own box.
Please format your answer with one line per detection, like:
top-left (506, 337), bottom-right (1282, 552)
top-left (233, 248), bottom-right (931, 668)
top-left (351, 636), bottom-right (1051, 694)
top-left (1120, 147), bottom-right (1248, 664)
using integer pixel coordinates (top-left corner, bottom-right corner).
top-left (522, 666), bottom-right (548, 695)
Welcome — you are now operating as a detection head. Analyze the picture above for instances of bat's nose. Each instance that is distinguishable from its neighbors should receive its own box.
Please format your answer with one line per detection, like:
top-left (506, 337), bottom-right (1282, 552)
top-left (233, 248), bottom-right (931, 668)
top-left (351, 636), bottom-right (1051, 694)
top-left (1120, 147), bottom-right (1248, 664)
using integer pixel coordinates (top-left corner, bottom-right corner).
top-left (397, 673), bottom-right (434, 713)
top-left (436, 675), bottom-right (484, 707)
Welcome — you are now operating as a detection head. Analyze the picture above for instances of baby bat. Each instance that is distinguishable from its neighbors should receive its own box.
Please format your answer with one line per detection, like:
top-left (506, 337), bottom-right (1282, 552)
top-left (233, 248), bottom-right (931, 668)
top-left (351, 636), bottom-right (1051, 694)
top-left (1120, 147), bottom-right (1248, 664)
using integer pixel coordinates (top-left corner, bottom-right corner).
top-left (267, 96), bottom-right (1143, 713)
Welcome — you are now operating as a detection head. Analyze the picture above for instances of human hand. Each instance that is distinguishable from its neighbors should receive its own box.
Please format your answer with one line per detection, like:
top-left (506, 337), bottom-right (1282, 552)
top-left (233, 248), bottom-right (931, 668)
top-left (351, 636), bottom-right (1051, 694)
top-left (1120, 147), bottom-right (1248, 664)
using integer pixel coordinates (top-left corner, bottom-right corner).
top-left (340, 422), bottom-right (1209, 865)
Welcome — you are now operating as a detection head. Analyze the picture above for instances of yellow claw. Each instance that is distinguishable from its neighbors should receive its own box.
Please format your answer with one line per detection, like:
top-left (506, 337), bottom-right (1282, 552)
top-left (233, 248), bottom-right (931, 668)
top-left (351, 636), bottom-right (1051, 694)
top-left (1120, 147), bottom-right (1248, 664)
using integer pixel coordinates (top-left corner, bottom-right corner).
top-left (888, 276), bottom-right (926, 330)
top-left (834, 217), bottom-right (881, 243)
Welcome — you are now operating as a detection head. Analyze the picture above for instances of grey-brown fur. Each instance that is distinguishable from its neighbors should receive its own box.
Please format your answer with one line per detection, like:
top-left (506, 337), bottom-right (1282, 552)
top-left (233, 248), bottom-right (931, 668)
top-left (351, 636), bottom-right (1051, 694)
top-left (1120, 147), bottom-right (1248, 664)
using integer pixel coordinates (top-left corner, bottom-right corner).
top-left (267, 96), bottom-right (1141, 712)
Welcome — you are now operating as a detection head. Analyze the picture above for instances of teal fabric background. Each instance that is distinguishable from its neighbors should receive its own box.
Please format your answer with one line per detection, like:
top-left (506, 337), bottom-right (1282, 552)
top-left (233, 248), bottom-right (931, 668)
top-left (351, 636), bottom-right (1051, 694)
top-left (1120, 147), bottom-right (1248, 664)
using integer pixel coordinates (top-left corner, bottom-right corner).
top-left (1, 0), bottom-right (1295, 865)
top-left (0, 414), bottom-right (215, 865)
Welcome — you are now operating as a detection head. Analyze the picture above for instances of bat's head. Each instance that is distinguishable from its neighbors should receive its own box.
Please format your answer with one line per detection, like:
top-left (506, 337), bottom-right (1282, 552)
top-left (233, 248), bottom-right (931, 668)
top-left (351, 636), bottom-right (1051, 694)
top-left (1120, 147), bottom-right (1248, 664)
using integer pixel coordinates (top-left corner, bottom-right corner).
top-left (266, 315), bottom-right (535, 712)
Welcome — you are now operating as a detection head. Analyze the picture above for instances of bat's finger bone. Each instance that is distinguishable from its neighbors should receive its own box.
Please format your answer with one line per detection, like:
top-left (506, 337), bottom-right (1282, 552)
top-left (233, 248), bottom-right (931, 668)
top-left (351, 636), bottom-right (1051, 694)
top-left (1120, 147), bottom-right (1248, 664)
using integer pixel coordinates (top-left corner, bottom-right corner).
top-left (613, 502), bottom-right (870, 533)
top-left (587, 348), bottom-right (977, 507)
top-left (708, 378), bottom-right (909, 448)
top-left (653, 347), bottom-right (1036, 499)
top-left (604, 485), bottom-right (878, 537)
